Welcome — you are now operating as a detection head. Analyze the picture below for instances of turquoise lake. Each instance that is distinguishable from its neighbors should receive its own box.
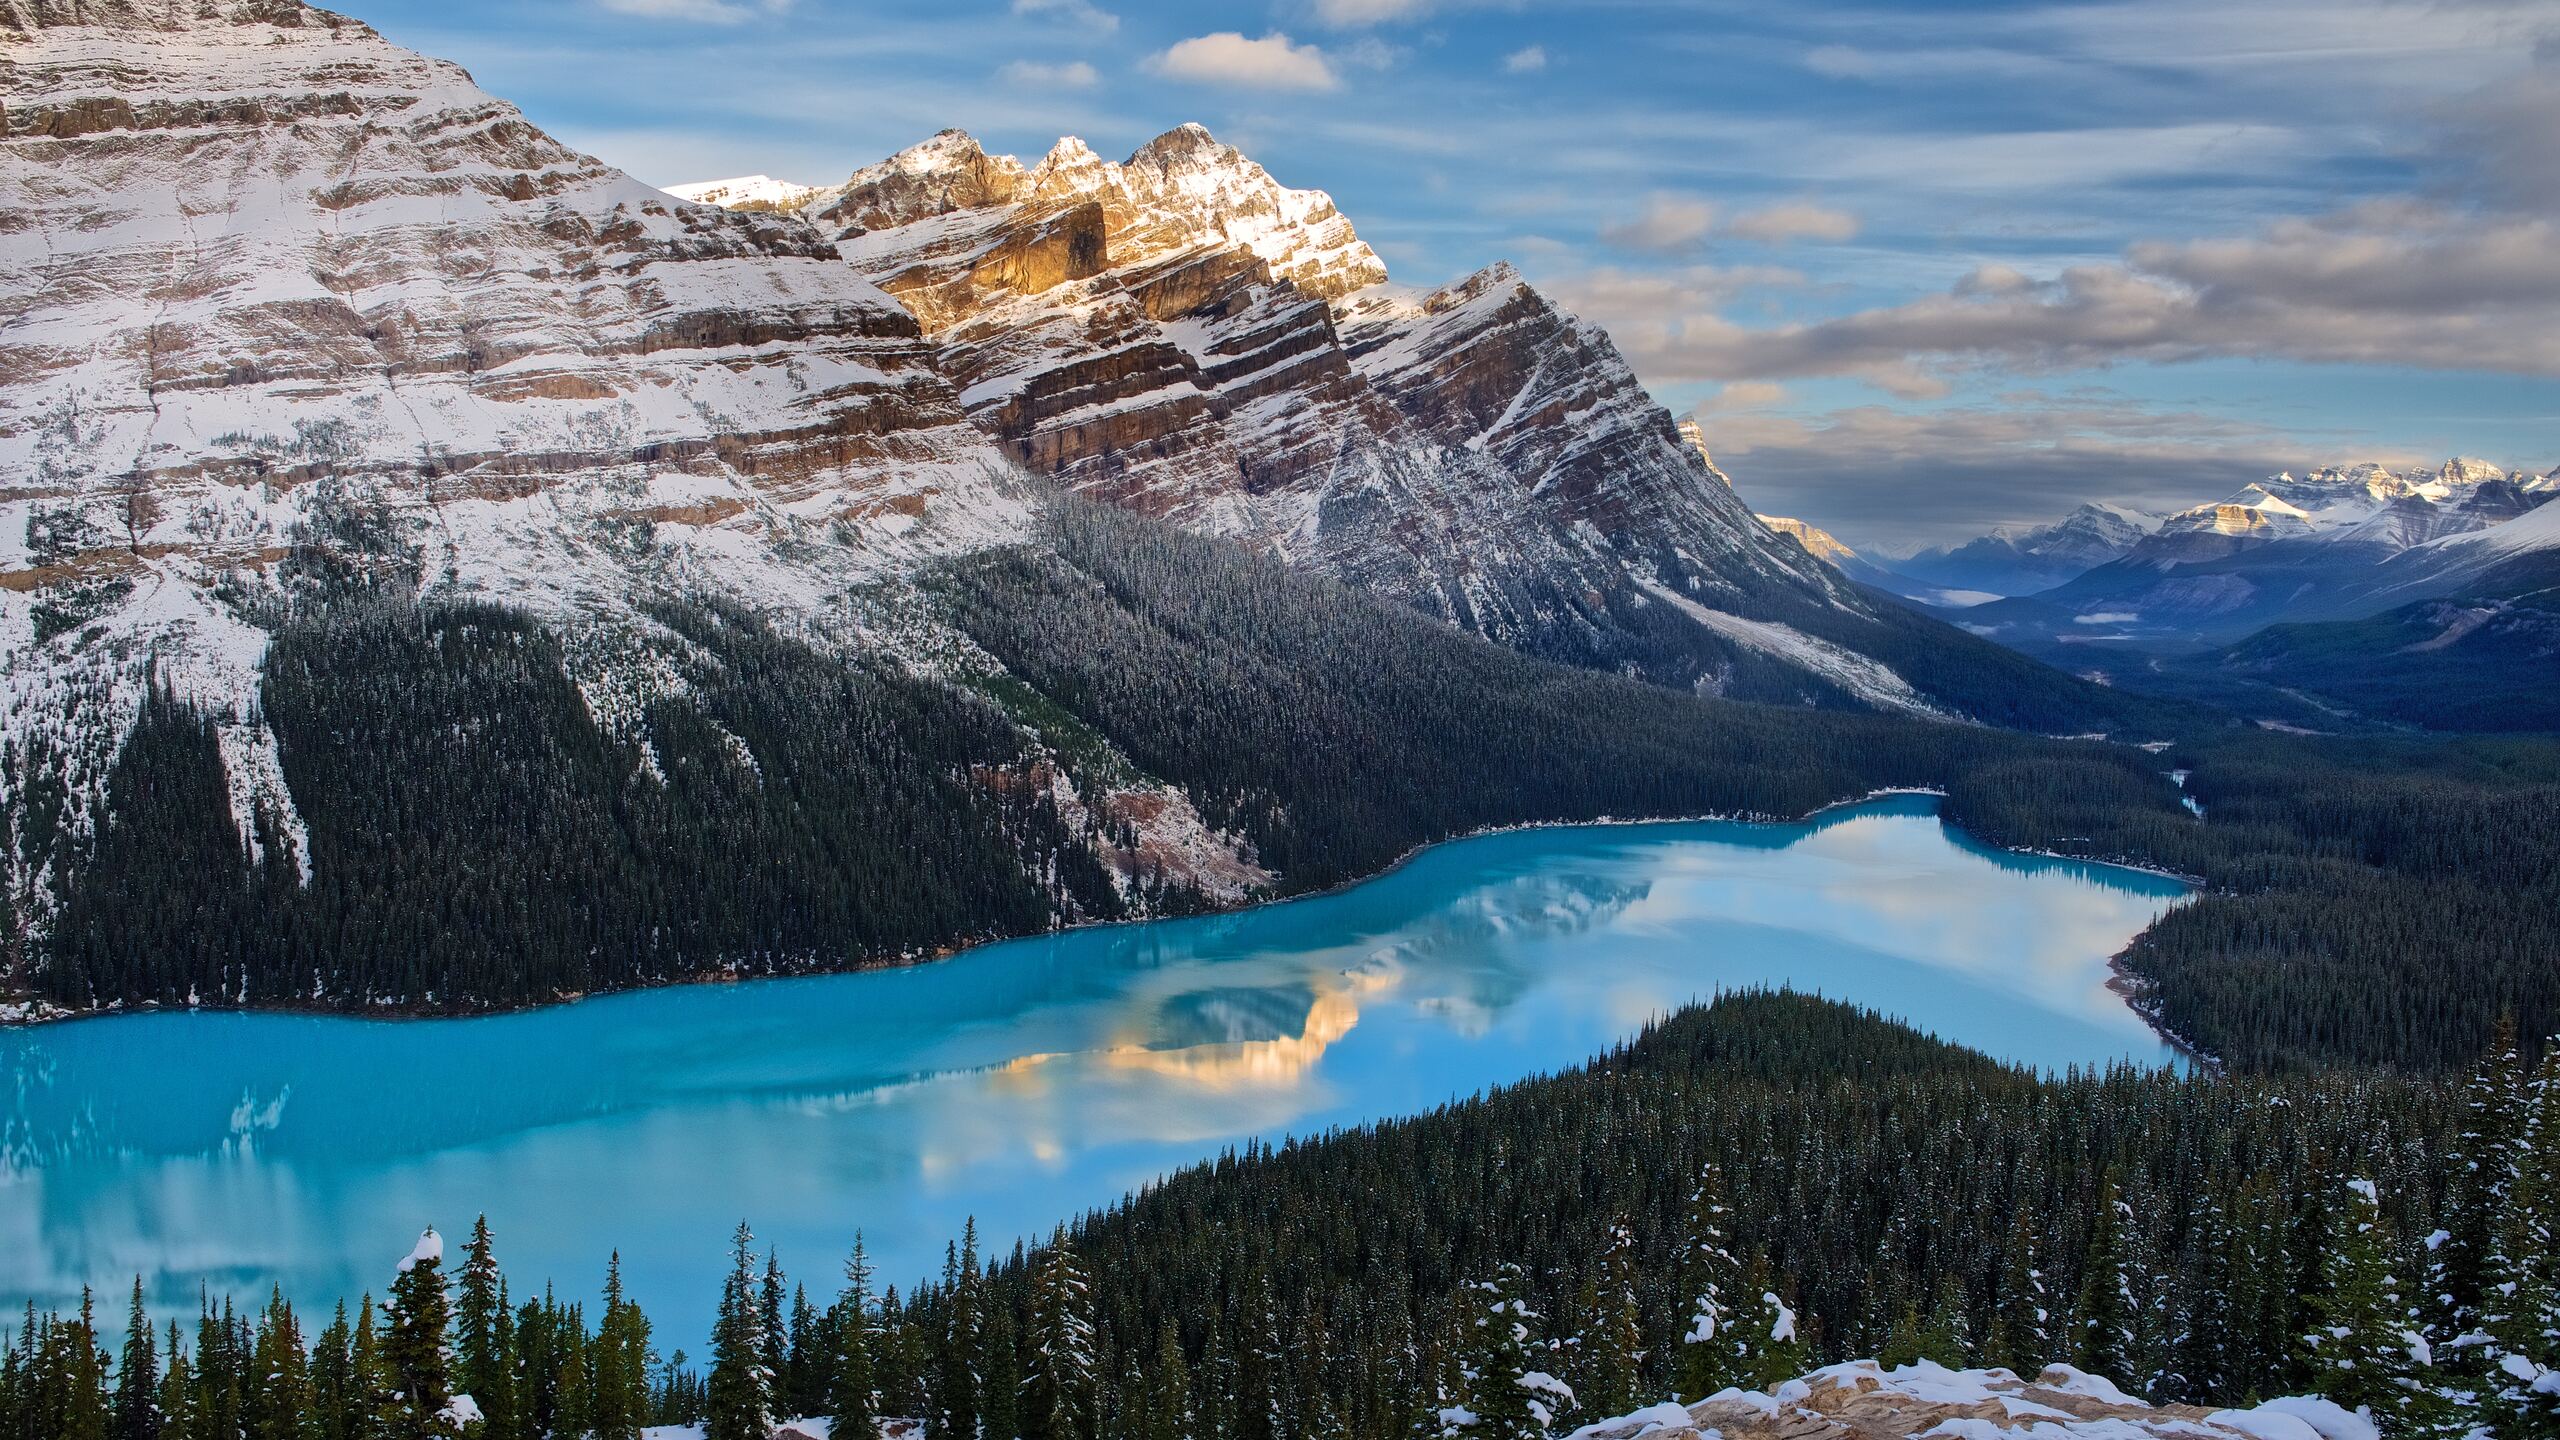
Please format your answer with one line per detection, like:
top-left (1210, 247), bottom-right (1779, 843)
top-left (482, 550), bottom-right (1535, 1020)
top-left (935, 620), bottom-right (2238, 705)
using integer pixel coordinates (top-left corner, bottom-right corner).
top-left (0, 795), bottom-right (2187, 1348)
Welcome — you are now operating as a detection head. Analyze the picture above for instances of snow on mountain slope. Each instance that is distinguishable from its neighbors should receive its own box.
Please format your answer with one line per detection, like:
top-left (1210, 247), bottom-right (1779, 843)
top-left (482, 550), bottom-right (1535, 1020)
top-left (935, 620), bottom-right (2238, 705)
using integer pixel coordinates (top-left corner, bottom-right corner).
top-left (680, 127), bottom-right (1959, 705)
top-left (661, 174), bottom-right (819, 211)
top-left (0, 0), bottom-right (1259, 928)
top-left (1899, 504), bottom-right (2163, 598)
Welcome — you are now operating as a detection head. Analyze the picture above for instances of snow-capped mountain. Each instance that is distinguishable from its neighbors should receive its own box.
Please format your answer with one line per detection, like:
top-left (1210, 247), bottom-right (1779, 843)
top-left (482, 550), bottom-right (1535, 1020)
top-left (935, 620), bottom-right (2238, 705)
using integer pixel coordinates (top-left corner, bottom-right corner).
top-left (0, 0), bottom-right (1260, 948)
top-left (1754, 515), bottom-right (1992, 608)
top-left (0, 0), bottom-right (2163, 1016)
top-left (675, 126), bottom-right (1920, 695)
top-left (1947, 459), bottom-right (2557, 658)
top-left (1897, 503), bottom-right (2163, 598)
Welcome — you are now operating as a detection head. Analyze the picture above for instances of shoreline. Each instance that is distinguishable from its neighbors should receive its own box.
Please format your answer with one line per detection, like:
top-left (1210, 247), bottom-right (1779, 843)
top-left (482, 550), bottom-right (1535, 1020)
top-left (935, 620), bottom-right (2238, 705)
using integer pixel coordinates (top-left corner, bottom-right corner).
top-left (0, 785), bottom-right (2196, 1045)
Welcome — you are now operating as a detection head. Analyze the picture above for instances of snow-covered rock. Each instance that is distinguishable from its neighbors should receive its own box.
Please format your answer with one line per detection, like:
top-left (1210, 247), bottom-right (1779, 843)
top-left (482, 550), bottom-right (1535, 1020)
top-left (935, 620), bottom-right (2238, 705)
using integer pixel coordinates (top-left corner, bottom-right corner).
top-left (1572, 1361), bottom-right (2369, 1440)
top-left (682, 125), bottom-right (1887, 694)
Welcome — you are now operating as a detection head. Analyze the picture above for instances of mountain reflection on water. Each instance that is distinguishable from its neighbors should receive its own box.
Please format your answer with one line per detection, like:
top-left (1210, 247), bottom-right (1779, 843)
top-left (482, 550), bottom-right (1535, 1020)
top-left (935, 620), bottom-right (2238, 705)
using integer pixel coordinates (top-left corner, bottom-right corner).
top-left (0, 795), bottom-right (2186, 1346)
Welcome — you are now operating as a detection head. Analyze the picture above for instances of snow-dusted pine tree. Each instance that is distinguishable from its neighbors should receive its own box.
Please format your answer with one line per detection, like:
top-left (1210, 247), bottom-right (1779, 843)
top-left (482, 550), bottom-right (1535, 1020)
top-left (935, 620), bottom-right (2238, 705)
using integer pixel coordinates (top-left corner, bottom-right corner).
top-left (1677, 1162), bottom-right (1742, 1401)
top-left (833, 1235), bottom-right (880, 1440)
top-left (2302, 1179), bottom-right (2452, 1437)
top-left (2477, 1041), bottom-right (2560, 1440)
top-left (1023, 1226), bottom-right (1100, 1440)
top-left (705, 1222), bottom-right (777, 1440)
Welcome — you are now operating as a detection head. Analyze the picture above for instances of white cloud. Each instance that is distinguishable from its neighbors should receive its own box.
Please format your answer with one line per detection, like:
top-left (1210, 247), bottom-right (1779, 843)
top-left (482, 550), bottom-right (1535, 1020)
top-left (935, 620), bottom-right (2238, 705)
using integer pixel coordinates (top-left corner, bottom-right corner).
top-left (596, 0), bottom-right (789, 22)
top-left (1598, 194), bottom-right (1717, 254)
top-left (1502, 45), bottom-right (1548, 74)
top-left (1726, 203), bottom-right (1860, 244)
top-left (1340, 36), bottom-right (1406, 71)
top-left (1693, 397), bottom-right (2340, 545)
top-left (1010, 0), bottom-right (1118, 32)
top-left (1310, 0), bottom-right (1433, 25)
top-left (1563, 204), bottom-right (2560, 387)
top-left (1148, 32), bottom-right (1340, 91)
top-left (998, 59), bottom-right (1101, 88)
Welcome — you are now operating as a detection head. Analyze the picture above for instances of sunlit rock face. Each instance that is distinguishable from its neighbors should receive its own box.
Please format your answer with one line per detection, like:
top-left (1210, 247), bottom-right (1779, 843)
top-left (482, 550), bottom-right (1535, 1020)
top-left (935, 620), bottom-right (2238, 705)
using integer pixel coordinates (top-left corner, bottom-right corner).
top-left (722, 125), bottom-right (1859, 676)
top-left (0, 0), bottom-right (1022, 583)
top-left (0, 1), bottom-right (1276, 922)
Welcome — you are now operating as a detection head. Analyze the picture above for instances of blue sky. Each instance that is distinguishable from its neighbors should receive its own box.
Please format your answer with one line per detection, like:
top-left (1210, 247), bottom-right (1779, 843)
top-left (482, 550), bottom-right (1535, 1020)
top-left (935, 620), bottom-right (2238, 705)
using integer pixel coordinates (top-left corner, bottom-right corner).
top-left (359, 0), bottom-right (2560, 547)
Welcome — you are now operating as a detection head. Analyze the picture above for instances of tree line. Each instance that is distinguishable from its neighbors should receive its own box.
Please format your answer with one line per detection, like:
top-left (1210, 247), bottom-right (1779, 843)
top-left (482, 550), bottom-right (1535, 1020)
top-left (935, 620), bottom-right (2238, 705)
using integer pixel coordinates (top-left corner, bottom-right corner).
top-left (7, 994), bottom-right (2556, 1440)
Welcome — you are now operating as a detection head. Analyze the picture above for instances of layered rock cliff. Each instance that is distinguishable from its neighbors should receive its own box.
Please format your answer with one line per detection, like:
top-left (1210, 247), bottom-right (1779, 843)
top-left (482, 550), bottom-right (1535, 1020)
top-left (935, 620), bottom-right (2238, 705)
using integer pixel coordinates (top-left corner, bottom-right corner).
top-left (0, 0), bottom-right (1255, 939)
top-left (689, 127), bottom-right (1903, 699)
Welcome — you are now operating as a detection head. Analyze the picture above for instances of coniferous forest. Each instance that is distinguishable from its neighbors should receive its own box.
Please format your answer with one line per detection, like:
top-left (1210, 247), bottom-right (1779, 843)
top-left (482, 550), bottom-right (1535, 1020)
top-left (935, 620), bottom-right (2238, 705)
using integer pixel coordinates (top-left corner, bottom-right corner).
top-left (5, 994), bottom-right (2556, 1440)
top-left (20, 502), bottom-right (2560, 1074)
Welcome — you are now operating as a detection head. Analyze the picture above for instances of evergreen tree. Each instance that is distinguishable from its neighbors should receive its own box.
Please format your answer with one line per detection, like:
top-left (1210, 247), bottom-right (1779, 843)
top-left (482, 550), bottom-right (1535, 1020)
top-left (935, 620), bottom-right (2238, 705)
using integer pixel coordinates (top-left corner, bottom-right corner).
top-left (1918, 1277), bottom-right (1973, 1369)
top-left (154, 1325), bottom-right (193, 1440)
top-left (247, 1291), bottom-right (310, 1440)
top-left (455, 1216), bottom-right (504, 1426)
top-left (705, 1223), bottom-right (776, 1440)
top-left (936, 1224), bottom-right (985, 1440)
top-left (113, 1281), bottom-right (159, 1440)
top-left (1579, 1222), bottom-right (1646, 1418)
top-left (310, 1304), bottom-right (354, 1440)
top-left (382, 1229), bottom-right (458, 1435)
top-left (1991, 1211), bottom-right (2050, 1375)
top-left (2302, 1179), bottom-right (2445, 1436)
top-left (2478, 1043), bottom-right (2560, 1440)
top-left (1021, 1228), bottom-right (1099, 1440)
top-left (2075, 1175), bottom-right (2138, 1387)
top-left (1676, 1163), bottom-right (1741, 1401)
top-left (831, 1237), bottom-right (879, 1440)
top-left (1454, 1265), bottom-right (1565, 1440)
top-left (593, 1254), bottom-right (654, 1440)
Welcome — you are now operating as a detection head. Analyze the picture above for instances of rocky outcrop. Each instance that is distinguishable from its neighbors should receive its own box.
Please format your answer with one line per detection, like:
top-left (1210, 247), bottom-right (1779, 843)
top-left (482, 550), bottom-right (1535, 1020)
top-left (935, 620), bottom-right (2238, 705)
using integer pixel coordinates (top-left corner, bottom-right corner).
top-left (694, 125), bottom-right (1864, 689)
top-left (1577, 1362), bottom-right (2374, 1440)
top-left (0, 0), bottom-right (1260, 928)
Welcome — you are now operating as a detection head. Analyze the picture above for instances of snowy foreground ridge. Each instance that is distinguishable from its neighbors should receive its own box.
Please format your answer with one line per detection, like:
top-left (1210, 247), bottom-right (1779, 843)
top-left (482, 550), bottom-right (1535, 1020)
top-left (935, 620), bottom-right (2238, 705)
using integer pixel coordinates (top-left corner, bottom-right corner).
top-left (1563, 1361), bottom-right (2376, 1440)
top-left (628, 1361), bottom-right (2377, 1440)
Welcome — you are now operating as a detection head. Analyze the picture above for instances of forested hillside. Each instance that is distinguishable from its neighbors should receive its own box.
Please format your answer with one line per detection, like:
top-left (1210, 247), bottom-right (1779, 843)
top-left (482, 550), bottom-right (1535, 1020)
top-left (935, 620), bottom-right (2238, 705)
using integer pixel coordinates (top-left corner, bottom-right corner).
top-left (26, 502), bottom-right (2178, 1019)
top-left (7, 995), bottom-right (2554, 1440)
top-left (21, 499), bottom-right (2560, 1077)
top-left (1945, 731), bottom-right (2560, 1070)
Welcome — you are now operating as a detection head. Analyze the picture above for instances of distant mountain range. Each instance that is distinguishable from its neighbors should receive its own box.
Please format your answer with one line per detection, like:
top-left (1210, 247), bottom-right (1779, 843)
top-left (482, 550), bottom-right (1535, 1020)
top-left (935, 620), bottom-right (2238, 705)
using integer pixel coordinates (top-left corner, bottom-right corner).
top-left (1746, 459), bottom-right (2560, 731)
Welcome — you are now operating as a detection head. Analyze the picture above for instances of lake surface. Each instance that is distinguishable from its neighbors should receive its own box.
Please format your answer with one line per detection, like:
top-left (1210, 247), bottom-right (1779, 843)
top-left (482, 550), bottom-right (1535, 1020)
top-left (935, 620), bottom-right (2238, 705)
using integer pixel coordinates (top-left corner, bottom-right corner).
top-left (1, 795), bottom-right (2186, 1349)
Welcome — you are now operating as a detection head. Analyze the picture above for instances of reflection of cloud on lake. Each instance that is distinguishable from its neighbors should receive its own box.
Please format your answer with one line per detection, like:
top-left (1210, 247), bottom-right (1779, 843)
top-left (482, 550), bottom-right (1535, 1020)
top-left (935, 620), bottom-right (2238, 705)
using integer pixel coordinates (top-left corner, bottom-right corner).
top-left (1613, 811), bottom-right (2181, 1031)
top-left (1000, 960), bottom-right (1401, 1095)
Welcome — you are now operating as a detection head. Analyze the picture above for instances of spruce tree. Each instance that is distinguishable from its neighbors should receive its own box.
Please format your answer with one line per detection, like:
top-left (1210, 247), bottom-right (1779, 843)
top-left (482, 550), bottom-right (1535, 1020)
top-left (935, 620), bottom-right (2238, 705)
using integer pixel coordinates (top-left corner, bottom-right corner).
top-left (455, 1217), bottom-right (504, 1424)
top-left (2302, 1179), bottom-right (2445, 1436)
top-left (1456, 1267), bottom-right (1547, 1440)
top-left (1022, 1228), bottom-right (1099, 1440)
top-left (832, 1237), bottom-right (880, 1440)
top-left (593, 1254), bottom-right (654, 1440)
top-left (936, 1224), bottom-right (985, 1440)
top-left (310, 1304), bottom-right (354, 1440)
top-left (154, 1326), bottom-right (192, 1440)
top-left (2075, 1175), bottom-right (2138, 1388)
top-left (247, 1292), bottom-right (310, 1440)
top-left (2478, 1043), bottom-right (2560, 1440)
top-left (383, 1229), bottom-right (458, 1434)
top-left (1676, 1162), bottom-right (1741, 1401)
top-left (2434, 1020), bottom-right (2526, 1351)
top-left (112, 1280), bottom-right (158, 1440)
top-left (705, 1223), bottom-right (776, 1440)
top-left (1991, 1211), bottom-right (2050, 1375)
top-left (1580, 1222), bottom-right (1646, 1417)
top-left (1918, 1277), bottom-right (1972, 1369)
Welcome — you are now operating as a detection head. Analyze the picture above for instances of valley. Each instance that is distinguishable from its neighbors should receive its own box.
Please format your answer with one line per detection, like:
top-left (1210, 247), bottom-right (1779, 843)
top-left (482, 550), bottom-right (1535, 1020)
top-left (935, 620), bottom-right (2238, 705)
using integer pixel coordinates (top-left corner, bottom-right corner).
top-left (0, 2), bottom-right (2555, 1438)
